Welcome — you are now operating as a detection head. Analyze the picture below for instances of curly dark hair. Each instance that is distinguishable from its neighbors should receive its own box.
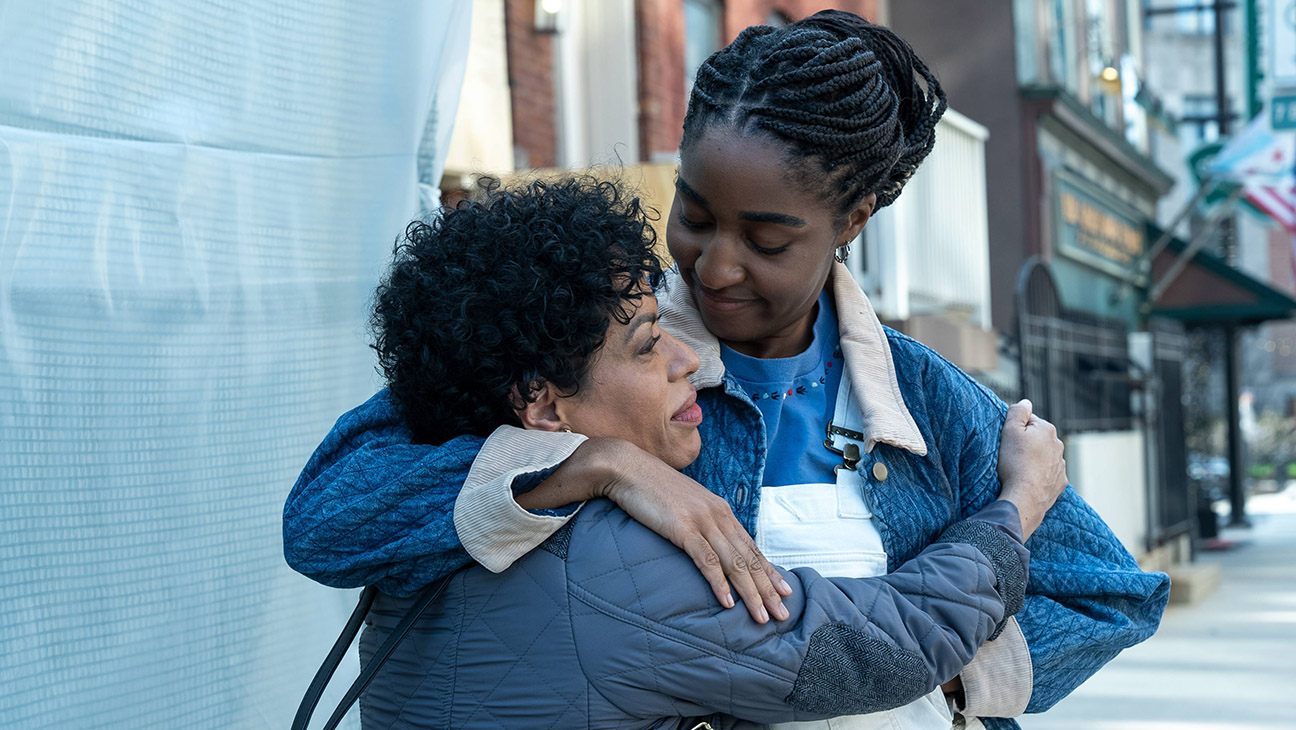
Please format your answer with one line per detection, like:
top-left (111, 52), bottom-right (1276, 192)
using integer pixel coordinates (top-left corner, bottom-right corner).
top-left (371, 176), bottom-right (664, 445)
top-left (681, 9), bottom-right (947, 218)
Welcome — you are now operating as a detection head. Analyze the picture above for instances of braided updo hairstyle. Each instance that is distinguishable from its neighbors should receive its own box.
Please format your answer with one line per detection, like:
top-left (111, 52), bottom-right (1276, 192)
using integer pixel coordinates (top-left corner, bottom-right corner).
top-left (681, 9), bottom-right (946, 218)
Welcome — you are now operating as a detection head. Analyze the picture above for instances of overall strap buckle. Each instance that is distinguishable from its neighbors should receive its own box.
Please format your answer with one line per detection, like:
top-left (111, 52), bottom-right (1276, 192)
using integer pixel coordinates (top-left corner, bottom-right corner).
top-left (824, 420), bottom-right (863, 473)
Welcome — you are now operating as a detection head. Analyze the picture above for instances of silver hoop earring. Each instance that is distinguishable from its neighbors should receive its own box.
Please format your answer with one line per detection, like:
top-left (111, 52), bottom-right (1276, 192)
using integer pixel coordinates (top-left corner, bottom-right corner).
top-left (834, 243), bottom-right (851, 264)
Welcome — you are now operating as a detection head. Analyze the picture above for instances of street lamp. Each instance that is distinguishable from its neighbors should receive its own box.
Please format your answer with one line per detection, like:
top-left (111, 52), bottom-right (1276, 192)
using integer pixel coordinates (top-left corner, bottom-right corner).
top-left (535, 0), bottom-right (563, 33)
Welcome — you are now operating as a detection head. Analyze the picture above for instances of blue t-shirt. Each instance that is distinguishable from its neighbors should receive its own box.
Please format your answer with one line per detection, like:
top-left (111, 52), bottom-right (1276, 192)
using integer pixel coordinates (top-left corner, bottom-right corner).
top-left (720, 291), bottom-right (843, 487)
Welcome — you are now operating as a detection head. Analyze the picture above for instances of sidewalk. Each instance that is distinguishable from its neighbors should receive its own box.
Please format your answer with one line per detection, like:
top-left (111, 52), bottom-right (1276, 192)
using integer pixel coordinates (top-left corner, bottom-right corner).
top-left (1019, 485), bottom-right (1296, 730)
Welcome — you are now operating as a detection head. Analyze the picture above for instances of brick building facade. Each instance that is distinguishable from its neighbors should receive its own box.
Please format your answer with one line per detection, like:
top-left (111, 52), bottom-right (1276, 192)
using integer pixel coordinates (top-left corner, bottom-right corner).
top-left (504, 0), bottom-right (559, 168)
top-left (503, 0), bottom-right (876, 169)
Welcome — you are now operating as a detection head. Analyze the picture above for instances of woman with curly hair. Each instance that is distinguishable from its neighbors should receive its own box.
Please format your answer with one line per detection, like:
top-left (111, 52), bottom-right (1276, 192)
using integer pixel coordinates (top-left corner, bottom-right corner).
top-left (342, 175), bottom-right (1062, 728)
top-left (286, 10), bottom-right (1168, 730)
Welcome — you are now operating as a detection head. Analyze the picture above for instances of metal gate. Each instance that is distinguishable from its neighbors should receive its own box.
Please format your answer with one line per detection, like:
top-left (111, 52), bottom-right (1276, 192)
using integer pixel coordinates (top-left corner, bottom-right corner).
top-left (1015, 259), bottom-right (1133, 436)
top-left (1149, 317), bottom-right (1193, 542)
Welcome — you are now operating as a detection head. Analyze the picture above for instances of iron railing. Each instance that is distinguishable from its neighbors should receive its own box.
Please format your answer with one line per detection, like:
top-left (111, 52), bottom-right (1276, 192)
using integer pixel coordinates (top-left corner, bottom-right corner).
top-left (1016, 259), bottom-right (1135, 435)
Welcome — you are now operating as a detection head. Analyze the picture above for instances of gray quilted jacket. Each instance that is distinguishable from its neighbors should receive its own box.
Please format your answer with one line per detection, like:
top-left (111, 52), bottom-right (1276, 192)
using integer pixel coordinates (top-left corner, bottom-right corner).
top-left (358, 498), bottom-right (1028, 729)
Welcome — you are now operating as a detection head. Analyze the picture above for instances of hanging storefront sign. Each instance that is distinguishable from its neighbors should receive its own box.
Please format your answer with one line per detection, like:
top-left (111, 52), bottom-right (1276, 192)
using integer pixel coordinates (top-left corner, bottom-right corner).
top-left (1053, 169), bottom-right (1147, 282)
top-left (1274, 94), bottom-right (1296, 130)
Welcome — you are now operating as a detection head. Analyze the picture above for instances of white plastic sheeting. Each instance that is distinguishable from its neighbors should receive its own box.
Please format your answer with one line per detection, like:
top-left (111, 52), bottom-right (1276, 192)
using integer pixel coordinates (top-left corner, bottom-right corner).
top-left (0, 2), bottom-right (470, 727)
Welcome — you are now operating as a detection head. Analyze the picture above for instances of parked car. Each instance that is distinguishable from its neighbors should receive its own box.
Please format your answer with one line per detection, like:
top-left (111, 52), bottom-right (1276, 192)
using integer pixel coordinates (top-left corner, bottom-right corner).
top-left (1188, 454), bottom-right (1229, 495)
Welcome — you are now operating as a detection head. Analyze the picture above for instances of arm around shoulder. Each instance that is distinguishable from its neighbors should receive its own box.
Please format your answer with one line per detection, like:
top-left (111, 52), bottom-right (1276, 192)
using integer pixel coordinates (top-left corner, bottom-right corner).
top-left (282, 393), bottom-right (593, 595)
top-left (454, 425), bottom-right (591, 572)
top-left (281, 391), bottom-right (483, 596)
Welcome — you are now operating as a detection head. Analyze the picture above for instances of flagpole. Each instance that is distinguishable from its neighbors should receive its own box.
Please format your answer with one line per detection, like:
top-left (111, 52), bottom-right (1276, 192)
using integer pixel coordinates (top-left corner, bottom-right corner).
top-left (1111, 178), bottom-right (1221, 306)
top-left (1212, 0), bottom-right (1252, 528)
top-left (1143, 179), bottom-right (1220, 268)
top-left (1142, 184), bottom-right (1248, 309)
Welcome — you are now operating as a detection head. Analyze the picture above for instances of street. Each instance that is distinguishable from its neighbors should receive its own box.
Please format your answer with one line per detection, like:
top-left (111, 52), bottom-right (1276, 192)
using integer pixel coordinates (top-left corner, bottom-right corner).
top-left (1020, 486), bottom-right (1296, 730)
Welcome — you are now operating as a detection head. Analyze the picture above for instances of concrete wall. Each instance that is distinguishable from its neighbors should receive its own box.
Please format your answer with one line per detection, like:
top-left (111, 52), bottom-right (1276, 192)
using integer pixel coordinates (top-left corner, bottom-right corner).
top-left (1065, 429), bottom-right (1149, 556)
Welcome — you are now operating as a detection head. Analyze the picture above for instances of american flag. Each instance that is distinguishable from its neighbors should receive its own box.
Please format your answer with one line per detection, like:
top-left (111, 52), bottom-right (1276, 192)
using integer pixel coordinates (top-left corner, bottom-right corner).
top-left (1243, 180), bottom-right (1296, 232)
top-left (1210, 112), bottom-right (1296, 281)
top-left (1244, 182), bottom-right (1296, 288)
top-left (1233, 129), bottom-right (1296, 233)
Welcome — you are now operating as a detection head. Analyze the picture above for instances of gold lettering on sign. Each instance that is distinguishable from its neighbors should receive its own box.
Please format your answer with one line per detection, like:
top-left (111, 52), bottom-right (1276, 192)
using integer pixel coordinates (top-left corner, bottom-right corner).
top-left (1059, 191), bottom-right (1142, 266)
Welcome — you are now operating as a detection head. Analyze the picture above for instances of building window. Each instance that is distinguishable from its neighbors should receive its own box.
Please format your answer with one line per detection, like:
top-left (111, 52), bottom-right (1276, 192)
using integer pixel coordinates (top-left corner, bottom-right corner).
top-left (684, 0), bottom-right (723, 99)
top-left (1045, 0), bottom-right (1078, 95)
top-left (1142, 0), bottom-right (1235, 35)
top-left (1175, 6), bottom-right (1215, 34)
top-left (1179, 94), bottom-right (1223, 145)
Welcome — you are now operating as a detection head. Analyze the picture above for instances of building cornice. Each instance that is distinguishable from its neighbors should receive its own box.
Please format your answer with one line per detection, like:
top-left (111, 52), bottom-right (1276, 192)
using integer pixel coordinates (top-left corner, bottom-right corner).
top-left (1021, 84), bottom-right (1176, 196)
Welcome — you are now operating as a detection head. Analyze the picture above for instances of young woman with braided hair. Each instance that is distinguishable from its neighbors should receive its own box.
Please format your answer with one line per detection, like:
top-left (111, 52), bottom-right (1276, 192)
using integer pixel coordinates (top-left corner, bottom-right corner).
top-left (284, 10), bottom-right (1169, 729)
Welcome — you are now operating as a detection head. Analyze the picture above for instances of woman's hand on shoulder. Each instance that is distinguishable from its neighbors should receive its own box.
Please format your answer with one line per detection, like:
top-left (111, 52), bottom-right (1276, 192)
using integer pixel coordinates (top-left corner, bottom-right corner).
top-left (996, 399), bottom-right (1068, 540)
top-left (576, 438), bottom-right (792, 624)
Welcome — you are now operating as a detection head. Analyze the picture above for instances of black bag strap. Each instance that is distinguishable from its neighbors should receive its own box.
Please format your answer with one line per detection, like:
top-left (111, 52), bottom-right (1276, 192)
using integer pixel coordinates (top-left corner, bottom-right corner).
top-left (290, 586), bottom-right (376, 730)
top-left (291, 576), bottom-right (453, 730)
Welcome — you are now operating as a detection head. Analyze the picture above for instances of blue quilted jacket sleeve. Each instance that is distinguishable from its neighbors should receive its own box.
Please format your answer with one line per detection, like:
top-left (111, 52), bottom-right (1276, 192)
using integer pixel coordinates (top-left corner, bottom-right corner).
top-left (282, 390), bottom-right (482, 597)
top-left (888, 332), bottom-right (1171, 717)
top-left (571, 499), bottom-right (1030, 724)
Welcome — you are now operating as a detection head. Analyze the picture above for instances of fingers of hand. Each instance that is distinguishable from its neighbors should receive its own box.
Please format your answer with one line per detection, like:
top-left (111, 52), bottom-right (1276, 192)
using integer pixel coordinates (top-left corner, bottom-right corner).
top-left (1038, 416), bottom-right (1058, 437)
top-left (740, 543), bottom-right (790, 621)
top-left (720, 546), bottom-right (770, 623)
top-left (766, 560), bottom-right (793, 597)
top-left (682, 535), bottom-right (733, 609)
top-left (1005, 400), bottom-right (1033, 428)
top-left (709, 530), bottom-right (788, 623)
top-left (629, 485), bottom-right (788, 621)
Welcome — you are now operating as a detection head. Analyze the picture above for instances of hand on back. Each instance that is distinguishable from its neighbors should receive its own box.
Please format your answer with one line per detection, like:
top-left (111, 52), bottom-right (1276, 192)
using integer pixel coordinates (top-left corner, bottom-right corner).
top-left (550, 438), bottom-right (792, 624)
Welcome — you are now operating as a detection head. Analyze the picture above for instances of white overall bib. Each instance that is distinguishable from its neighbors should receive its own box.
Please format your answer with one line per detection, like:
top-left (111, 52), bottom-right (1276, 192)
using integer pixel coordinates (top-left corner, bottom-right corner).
top-left (756, 373), bottom-right (978, 730)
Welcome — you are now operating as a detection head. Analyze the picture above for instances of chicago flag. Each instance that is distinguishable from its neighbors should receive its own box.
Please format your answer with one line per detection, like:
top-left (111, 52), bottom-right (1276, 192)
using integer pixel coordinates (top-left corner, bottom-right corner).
top-left (1210, 112), bottom-right (1296, 233)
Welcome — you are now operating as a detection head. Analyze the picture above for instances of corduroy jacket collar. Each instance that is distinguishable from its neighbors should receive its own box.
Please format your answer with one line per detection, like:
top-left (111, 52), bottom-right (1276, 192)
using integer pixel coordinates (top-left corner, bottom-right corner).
top-left (658, 264), bottom-right (928, 457)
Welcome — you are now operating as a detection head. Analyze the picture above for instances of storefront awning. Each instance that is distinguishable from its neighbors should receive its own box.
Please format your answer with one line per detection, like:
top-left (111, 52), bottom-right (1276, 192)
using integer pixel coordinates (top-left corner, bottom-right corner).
top-left (1146, 223), bottom-right (1296, 325)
